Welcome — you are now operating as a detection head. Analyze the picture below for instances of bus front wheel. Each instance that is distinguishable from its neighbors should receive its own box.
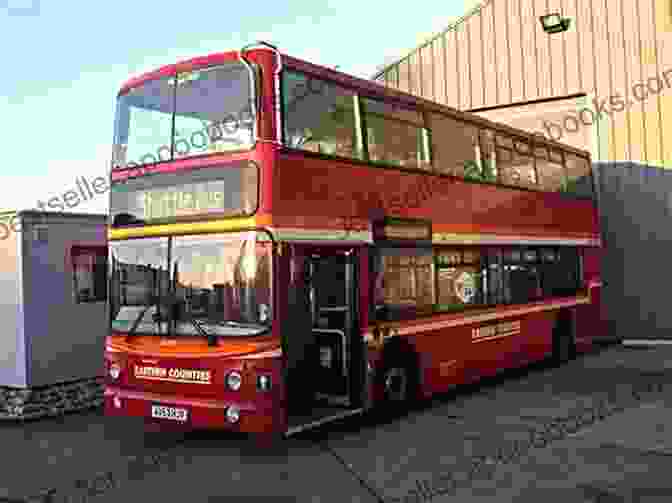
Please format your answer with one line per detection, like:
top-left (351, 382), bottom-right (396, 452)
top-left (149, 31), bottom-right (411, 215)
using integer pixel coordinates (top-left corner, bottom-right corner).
top-left (377, 352), bottom-right (419, 412)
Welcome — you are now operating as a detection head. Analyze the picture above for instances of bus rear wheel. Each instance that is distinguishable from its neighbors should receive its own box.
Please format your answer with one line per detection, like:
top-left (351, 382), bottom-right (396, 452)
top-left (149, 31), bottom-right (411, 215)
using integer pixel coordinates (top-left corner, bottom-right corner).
top-left (553, 311), bottom-right (575, 365)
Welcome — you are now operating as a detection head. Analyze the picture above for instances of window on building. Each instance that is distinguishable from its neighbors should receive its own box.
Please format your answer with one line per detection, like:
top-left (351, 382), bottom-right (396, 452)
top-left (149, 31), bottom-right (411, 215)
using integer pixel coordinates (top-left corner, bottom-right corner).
top-left (564, 153), bottom-right (594, 199)
top-left (362, 98), bottom-right (431, 170)
top-left (373, 247), bottom-right (434, 321)
top-left (282, 71), bottom-right (362, 159)
top-left (72, 245), bottom-right (108, 303)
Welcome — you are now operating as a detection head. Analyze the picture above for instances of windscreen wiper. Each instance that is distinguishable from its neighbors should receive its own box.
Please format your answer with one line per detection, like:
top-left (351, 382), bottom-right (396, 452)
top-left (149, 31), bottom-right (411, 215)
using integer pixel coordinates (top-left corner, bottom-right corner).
top-left (171, 261), bottom-right (216, 346)
top-left (125, 304), bottom-right (153, 340)
top-left (182, 308), bottom-right (217, 347)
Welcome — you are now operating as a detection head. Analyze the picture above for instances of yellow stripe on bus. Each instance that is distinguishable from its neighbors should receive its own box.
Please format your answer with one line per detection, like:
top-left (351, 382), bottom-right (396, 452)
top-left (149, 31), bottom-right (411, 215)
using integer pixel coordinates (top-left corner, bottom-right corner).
top-left (108, 216), bottom-right (258, 240)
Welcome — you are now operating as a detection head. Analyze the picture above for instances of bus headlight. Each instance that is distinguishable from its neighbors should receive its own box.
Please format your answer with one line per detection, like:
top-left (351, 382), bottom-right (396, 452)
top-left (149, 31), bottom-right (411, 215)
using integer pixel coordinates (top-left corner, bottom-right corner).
top-left (225, 371), bottom-right (242, 391)
top-left (225, 405), bottom-right (240, 423)
top-left (109, 363), bottom-right (121, 380)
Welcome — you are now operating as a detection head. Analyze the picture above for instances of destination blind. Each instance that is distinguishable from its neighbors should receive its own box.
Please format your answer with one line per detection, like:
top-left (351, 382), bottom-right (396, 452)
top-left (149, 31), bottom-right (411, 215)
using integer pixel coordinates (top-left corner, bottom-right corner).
top-left (110, 161), bottom-right (258, 225)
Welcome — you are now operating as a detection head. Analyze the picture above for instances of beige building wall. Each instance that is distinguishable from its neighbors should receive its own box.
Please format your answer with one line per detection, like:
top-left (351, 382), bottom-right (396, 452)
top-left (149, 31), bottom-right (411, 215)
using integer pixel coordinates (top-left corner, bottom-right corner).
top-left (374, 0), bottom-right (672, 167)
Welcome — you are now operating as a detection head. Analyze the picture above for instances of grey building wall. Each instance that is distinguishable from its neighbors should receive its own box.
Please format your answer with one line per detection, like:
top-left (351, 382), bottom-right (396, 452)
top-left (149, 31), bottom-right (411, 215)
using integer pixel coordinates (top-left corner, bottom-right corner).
top-left (21, 212), bottom-right (108, 387)
top-left (0, 216), bottom-right (26, 387)
top-left (595, 161), bottom-right (672, 341)
top-left (374, 0), bottom-right (672, 168)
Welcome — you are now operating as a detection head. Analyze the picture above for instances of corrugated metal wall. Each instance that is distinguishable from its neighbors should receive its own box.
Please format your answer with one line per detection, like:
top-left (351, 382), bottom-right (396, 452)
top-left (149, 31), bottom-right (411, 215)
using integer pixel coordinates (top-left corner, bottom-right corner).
top-left (595, 161), bottom-right (672, 340)
top-left (375, 0), bottom-right (672, 167)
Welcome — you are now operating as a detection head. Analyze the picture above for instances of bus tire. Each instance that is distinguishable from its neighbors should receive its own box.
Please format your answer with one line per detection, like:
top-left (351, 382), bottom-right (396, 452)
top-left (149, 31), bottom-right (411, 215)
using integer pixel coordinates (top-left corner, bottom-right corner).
top-left (552, 310), bottom-right (575, 365)
top-left (377, 349), bottom-right (419, 413)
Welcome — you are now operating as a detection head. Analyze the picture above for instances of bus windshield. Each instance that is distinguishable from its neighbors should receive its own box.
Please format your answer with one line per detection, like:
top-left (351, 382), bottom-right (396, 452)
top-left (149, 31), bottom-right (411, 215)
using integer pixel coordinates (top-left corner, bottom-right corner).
top-left (112, 62), bottom-right (254, 169)
top-left (109, 232), bottom-right (272, 337)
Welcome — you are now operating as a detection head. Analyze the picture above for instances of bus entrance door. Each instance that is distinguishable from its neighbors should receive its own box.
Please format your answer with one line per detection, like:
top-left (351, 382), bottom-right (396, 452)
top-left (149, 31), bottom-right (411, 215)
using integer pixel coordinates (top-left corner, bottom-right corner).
top-left (286, 246), bottom-right (364, 435)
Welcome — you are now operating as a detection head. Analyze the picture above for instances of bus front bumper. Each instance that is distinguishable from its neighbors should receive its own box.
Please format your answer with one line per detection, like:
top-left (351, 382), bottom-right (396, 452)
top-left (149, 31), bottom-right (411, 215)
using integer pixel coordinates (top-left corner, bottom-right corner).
top-left (104, 386), bottom-right (279, 433)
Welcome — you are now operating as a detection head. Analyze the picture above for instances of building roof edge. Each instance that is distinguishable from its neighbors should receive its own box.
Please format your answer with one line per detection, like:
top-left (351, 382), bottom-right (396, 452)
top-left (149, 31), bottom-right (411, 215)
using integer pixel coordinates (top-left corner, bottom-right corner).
top-left (371, 0), bottom-right (495, 80)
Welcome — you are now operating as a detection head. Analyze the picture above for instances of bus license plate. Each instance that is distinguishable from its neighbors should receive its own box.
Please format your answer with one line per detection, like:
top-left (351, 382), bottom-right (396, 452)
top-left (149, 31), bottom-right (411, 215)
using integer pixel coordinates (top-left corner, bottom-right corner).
top-left (151, 405), bottom-right (188, 422)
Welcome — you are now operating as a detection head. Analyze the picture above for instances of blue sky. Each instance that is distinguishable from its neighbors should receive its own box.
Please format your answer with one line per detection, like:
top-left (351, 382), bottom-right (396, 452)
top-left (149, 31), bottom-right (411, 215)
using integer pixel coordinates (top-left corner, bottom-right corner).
top-left (0, 0), bottom-right (476, 213)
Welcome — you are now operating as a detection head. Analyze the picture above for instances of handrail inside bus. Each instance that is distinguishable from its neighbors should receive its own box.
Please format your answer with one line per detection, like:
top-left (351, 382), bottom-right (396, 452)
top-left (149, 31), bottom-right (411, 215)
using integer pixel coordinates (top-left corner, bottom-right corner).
top-left (239, 41), bottom-right (283, 146)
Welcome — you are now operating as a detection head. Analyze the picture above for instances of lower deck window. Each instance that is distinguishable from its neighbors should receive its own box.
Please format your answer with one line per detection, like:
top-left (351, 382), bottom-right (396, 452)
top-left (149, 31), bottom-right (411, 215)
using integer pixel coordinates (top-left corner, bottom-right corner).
top-left (371, 245), bottom-right (583, 321)
top-left (435, 248), bottom-right (484, 311)
top-left (373, 248), bottom-right (434, 321)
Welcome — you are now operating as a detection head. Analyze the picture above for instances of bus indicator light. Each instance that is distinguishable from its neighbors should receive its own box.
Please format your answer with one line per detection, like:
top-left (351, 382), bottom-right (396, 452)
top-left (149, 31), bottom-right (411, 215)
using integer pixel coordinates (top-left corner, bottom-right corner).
top-left (257, 375), bottom-right (272, 391)
top-left (109, 363), bottom-right (121, 380)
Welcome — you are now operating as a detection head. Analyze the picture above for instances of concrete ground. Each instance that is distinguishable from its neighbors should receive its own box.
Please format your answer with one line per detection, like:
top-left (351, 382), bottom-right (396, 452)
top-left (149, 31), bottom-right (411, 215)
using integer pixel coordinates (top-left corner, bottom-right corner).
top-left (2, 342), bottom-right (672, 502)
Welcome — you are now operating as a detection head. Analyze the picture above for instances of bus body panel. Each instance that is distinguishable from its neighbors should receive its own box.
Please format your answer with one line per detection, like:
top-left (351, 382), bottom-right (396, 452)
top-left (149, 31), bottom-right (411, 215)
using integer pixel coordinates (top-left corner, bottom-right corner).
top-left (365, 289), bottom-right (596, 400)
top-left (273, 153), bottom-right (599, 242)
top-left (105, 336), bottom-right (285, 432)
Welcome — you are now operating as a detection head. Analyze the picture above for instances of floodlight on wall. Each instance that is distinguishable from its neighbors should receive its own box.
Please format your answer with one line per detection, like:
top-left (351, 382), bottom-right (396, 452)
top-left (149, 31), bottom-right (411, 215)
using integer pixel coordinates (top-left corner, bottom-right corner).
top-left (539, 13), bottom-right (571, 33)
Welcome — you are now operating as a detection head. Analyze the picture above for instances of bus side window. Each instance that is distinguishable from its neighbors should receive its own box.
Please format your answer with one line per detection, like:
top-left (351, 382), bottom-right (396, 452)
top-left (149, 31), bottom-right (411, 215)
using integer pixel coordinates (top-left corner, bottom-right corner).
top-left (539, 247), bottom-right (581, 297)
top-left (564, 154), bottom-right (594, 199)
top-left (512, 139), bottom-right (537, 189)
top-left (282, 71), bottom-right (361, 160)
top-left (362, 98), bottom-right (430, 171)
top-left (535, 145), bottom-right (567, 192)
top-left (478, 129), bottom-right (497, 183)
top-left (434, 247), bottom-right (485, 312)
top-left (428, 114), bottom-right (479, 177)
top-left (503, 247), bottom-right (537, 304)
top-left (374, 248), bottom-right (434, 321)
top-left (484, 248), bottom-right (505, 305)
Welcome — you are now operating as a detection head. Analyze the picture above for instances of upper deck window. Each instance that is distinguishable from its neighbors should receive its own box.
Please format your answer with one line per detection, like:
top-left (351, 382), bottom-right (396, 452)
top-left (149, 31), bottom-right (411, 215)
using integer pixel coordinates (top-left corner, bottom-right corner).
top-left (498, 137), bottom-right (537, 189)
top-left (361, 98), bottom-right (431, 170)
top-left (564, 153), bottom-right (594, 199)
top-left (282, 71), bottom-right (362, 159)
top-left (113, 62), bottom-right (254, 169)
top-left (428, 114), bottom-right (479, 178)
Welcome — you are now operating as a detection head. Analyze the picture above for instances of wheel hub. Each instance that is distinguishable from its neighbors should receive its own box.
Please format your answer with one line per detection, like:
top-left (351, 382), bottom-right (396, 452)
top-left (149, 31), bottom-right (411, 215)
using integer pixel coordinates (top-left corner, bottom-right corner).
top-left (384, 367), bottom-right (407, 401)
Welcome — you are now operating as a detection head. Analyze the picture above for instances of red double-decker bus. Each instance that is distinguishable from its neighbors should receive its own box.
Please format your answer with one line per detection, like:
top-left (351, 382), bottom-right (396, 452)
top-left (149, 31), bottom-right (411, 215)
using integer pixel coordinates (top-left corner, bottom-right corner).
top-left (105, 42), bottom-right (603, 436)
